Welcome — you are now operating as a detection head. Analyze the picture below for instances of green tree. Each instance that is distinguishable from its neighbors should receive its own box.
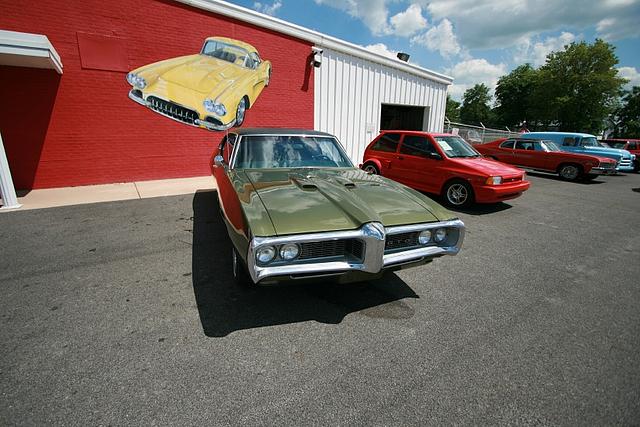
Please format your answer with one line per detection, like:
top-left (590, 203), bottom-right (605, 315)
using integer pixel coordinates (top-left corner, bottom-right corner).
top-left (494, 64), bottom-right (538, 128)
top-left (460, 83), bottom-right (492, 126)
top-left (445, 94), bottom-right (461, 122)
top-left (532, 39), bottom-right (626, 133)
top-left (613, 86), bottom-right (640, 137)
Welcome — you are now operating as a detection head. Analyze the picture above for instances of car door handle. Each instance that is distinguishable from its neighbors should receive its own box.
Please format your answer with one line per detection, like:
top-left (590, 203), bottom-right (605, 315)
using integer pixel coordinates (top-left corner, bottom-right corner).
top-left (398, 156), bottom-right (405, 160)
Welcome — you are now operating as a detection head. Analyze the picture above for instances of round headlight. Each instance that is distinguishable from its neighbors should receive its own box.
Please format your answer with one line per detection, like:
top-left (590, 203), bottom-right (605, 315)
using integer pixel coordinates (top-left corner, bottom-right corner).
top-left (418, 230), bottom-right (432, 245)
top-left (135, 76), bottom-right (147, 89)
top-left (256, 246), bottom-right (276, 264)
top-left (126, 72), bottom-right (136, 86)
top-left (203, 99), bottom-right (226, 116)
top-left (280, 243), bottom-right (300, 260)
top-left (434, 228), bottom-right (447, 242)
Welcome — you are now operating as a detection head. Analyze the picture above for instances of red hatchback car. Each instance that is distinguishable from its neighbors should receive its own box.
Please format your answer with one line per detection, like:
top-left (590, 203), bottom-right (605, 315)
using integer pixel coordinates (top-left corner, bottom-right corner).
top-left (361, 131), bottom-right (530, 208)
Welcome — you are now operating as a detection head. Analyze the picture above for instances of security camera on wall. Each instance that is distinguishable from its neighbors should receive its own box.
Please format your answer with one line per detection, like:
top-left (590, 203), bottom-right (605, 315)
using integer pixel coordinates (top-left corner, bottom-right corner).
top-left (311, 47), bottom-right (323, 68)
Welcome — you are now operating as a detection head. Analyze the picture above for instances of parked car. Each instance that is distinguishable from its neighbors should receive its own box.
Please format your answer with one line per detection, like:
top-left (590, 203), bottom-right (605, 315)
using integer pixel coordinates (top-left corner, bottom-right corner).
top-left (599, 139), bottom-right (640, 172)
top-left (361, 131), bottom-right (530, 208)
top-left (127, 37), bottom-right (271, 131)
top-left (212, 128), bottom-right (465, 285)
top-left (523, 132), bottom-right (635, 172)
top-left (455, 128), bottom-right (483, 144)
top-left (475, 138), bottom-right (617, 181)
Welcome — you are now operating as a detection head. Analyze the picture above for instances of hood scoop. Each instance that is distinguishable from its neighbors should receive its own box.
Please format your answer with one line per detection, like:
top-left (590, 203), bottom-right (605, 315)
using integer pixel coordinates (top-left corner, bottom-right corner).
top-left (290, 175), bottom-right (317, 191)
top-left (332, 176), bottom-right (357, 189)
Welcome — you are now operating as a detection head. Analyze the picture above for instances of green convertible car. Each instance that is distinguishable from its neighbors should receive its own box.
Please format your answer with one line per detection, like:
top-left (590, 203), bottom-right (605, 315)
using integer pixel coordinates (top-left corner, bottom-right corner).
top-left (212, 128), bottom-right (465, 285)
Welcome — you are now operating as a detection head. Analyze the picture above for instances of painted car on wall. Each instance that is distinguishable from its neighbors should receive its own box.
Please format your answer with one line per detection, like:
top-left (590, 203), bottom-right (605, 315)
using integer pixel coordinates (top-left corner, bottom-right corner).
top-left (600, 139), bottom-right (640, 172)
top-left (476, 138), bottom-right (617, 181)
top-left (212, 128), bottom-right (465, 286)
top-left (361, 131), bottom-right (530, 208)
top-left (523, 132), bottom-right (635, 172)
top-left (126, 37), bottom-right (271, 131)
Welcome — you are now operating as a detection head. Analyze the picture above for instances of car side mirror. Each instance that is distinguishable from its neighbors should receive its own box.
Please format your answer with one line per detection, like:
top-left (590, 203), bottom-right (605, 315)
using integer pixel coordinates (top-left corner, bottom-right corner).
top-left (214, 155), bottom-right (224, 167)
top-left (429, 152), bottom-right (442, 160)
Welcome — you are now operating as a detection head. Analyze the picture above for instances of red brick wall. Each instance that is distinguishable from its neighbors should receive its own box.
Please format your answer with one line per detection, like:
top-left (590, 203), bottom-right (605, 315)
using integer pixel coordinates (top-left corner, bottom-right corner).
top-left (0, 0), bottom-right (314, 189)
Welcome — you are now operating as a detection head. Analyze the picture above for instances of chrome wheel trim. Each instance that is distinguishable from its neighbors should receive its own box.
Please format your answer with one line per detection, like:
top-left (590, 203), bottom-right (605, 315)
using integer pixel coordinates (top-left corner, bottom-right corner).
top-left (363, 164), bottom-right (378, 174)
top-left (236, 98), bottom-right (246, 125)
top-left (447, 183), bottom-right (468, 206)
top-left (560, 165), bottom-right (579, 180)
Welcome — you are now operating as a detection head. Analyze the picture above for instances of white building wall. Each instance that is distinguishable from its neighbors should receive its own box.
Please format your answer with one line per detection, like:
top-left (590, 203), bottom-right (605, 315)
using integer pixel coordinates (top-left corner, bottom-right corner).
top-left (314, 48), bottom-right (449, 164)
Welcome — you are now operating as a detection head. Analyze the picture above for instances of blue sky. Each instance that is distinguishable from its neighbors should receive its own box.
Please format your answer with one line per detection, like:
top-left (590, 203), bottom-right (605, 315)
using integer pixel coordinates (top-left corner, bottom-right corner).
top-left (229, 0), bottom-right (640, 100)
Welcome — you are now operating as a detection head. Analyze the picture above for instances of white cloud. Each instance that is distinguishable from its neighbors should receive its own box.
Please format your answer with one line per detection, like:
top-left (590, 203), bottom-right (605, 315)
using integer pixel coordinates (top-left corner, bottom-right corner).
top-left (364, 43), bottom-right (420, 65)
top-left (314, 0), bottom-right (391, 35)
top-left (415, 0), bottom-right (640, 49)
top-left (411, 19), bottom-right (461, 58)
top-left (364, 43), bottom-right (398, 59)
top-left (597, 11), bottom-right (640, 40)
top-left (389, 4), bottom-right (428, 37)
top-left (515, 32), bottom-right (577, 67)
top-left (445, 58), bottom-right (508, 101)
top-left (618, 66), bottom-right (640, 89)
top-left (253, 0), bottom-right (282, 16)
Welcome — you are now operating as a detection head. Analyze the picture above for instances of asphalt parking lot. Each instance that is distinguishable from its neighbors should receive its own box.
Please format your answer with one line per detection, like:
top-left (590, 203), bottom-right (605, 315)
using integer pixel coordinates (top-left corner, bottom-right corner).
top-left (1, 172), bottom-right (639, 425)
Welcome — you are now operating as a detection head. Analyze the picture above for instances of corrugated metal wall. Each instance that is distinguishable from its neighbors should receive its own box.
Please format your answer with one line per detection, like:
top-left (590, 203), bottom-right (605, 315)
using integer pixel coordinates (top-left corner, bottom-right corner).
top-left (314, 47), bottom-right (449, 164)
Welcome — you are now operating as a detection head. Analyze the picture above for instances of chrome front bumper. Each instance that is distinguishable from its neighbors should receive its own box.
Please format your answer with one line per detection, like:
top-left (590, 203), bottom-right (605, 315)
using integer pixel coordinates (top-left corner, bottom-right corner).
top-left (589, 166), bottom-right (616, 175)
top-left (128, 90), bottom-right (234, 131)
top-left (247, 219), bottom-right (465, 284)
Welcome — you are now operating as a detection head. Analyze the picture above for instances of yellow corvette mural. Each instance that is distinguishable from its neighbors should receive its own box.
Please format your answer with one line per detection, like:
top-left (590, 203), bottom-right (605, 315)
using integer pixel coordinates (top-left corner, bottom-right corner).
top-left (126, 37), bottom-right (271, 131)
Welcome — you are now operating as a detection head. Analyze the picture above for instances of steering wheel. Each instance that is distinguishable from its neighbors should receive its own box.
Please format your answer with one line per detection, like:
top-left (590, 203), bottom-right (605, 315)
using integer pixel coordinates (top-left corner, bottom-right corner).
top-left (313, 155), bottom-right (333, 162)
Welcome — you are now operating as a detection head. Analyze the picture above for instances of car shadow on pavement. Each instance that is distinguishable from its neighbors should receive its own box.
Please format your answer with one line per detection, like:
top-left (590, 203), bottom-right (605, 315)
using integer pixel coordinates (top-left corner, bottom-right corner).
top-left (526, 171), bottom-right (607, 184)
top-left (191, 190), bottom-right (419, 338)
top-left (448, 202), bottom-right (513, 216)
top-left (422, 193), bottom-right (513, 216)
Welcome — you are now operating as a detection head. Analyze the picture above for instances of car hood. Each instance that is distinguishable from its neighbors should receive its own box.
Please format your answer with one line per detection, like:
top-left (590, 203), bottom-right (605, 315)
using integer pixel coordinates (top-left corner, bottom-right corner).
top-left (150, 54), bottom-right (245, 95)
top-left (574, 146), bottom-right (631, 159)
top-left (242, 168), bottom-right (454, 236)
top-left (449, 157), bottom-right (523, 177)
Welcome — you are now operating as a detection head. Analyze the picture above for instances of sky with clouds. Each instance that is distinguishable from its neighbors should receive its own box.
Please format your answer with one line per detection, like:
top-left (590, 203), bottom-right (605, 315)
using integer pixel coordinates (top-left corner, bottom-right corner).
top-left (241, 0), bottom-right (639, 100)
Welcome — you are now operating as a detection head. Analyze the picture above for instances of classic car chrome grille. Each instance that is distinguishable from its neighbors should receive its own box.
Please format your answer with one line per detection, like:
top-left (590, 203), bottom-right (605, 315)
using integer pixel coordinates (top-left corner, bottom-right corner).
top-left (618, 158), bottom-right (632, 168)
top-left (299, 239), bottom-right (364, 261)
top-left (599, 162), bottom-right (615, 169)
top-left (385, 232), bottom-right (420, 252)
top-left (147, 96), bottom-right (199, 125)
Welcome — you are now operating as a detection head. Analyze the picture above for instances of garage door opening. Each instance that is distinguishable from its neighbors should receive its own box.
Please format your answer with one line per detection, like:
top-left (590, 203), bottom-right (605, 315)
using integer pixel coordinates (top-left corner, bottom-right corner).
top-left (380, 104), bottom-right (428, 131)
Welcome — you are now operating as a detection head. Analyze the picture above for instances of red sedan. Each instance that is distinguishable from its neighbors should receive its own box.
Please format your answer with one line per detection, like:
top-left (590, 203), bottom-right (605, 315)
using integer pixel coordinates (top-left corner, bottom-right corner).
top-left (476, 138), bottom-right (617, 181)
top-left (361, 131), bottom-right (530, 208)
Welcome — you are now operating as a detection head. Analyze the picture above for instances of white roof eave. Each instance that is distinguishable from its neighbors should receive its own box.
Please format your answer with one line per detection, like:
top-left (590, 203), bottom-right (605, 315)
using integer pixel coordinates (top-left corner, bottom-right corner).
top-left (0, 29), bottom-right (63, 74)
top-left (175, 0), bottom-right (453, 85)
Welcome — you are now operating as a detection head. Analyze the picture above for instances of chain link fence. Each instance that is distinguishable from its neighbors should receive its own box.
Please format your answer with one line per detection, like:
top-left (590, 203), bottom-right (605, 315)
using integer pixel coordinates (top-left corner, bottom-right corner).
top-left (444, 119), bottom-right (522, 145)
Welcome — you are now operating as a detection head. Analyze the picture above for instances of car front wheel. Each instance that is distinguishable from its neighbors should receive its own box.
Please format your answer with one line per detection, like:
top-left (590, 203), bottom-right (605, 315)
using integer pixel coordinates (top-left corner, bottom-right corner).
top-left (235, 97), bottom-right (248, 127)
top-left (558, 164), bottom-right (581, 181)
top-left (232, 247), bottom-right (252, 286)
top-left (363, 163), bottom-right (380, 175)
top-left (443, 180), bottom-right (474, 208)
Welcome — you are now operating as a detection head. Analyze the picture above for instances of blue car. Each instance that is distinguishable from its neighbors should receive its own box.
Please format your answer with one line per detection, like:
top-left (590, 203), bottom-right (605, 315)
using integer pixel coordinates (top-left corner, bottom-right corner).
top-left (522, 132), bottom-right (635, 172)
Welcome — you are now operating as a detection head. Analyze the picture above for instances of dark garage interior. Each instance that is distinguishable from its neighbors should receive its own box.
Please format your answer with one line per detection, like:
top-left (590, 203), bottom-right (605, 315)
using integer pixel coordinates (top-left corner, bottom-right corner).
top-left (380, 104), bottom-right (427, 131)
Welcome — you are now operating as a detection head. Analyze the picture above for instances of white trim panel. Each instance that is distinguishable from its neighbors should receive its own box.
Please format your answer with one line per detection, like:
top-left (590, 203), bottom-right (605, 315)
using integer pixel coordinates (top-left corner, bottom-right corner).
top-left (0, 30), bottom-right (63, 74)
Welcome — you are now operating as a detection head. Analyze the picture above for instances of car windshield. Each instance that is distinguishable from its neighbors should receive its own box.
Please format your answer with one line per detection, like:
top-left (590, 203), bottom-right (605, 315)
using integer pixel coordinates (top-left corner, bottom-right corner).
top-left (606, 141), bottom-right (626, 149)
top-left (234, 135), bottom-right (354, 169)
top-left (201, 40), bottom-right (250, 67)
top-left (434, 136), bottom-right (481, 158)
top-left (581, 137), bottom-right (600, 147)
